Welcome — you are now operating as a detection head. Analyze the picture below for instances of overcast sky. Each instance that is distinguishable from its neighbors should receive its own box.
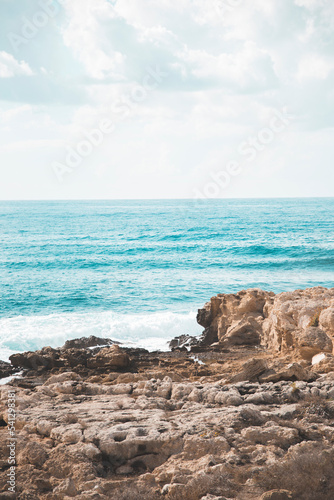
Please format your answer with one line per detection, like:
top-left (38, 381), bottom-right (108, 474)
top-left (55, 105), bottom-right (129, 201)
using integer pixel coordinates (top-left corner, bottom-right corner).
top-left (0, 0), bottom-right (333, 200)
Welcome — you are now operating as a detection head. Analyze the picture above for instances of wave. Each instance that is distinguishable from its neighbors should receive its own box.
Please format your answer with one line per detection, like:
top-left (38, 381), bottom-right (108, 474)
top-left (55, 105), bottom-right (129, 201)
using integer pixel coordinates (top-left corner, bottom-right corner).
top-left (0, 310), bottom-right (202, 361)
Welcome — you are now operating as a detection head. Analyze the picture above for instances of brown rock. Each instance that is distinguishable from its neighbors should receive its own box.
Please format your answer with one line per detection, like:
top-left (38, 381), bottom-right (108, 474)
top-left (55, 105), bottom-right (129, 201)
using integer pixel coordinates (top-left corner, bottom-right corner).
top-left (17, 441), bottom-right (48, 467)
top-left (262, 287), bottom-right (334, 353)
top-left (225, 316), bottom-right (262, 346)
top-left (197, 287), bottom-right (334, 358)
top-left (0, 360), bottom-right (17, 380)
top-left (62, 335), bottom-right (117, 349)
top-left (87, 345), bottom-right (130, 369)
top-left (261, 490), bottom-right (293, 500)
top-left (319, 306), bottom-right (334, 338)
top-left (261, 363), bottom-right (313, 383)
top-left (53, 478), bottom-right (77, 497)
top-left (9, 348), bottom-right (59, 370)
top-left (297, 327), bottom-right (333, 360)
top-left (197, 302), bottom-right (212, 328)
top-left (229, 358), bottom-right (267, 382)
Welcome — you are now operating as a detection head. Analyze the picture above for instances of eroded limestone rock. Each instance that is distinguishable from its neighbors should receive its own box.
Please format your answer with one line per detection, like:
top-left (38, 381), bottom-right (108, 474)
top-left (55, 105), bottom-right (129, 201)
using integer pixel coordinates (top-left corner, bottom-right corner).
top-left (197, 287), bottom-right (334, 358)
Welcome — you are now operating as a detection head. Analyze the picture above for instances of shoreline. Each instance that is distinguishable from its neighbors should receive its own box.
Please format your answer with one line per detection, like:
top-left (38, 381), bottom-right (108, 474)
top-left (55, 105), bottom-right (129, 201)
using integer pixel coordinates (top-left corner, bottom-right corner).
top-left (1, 287), bottom-right (334, 499)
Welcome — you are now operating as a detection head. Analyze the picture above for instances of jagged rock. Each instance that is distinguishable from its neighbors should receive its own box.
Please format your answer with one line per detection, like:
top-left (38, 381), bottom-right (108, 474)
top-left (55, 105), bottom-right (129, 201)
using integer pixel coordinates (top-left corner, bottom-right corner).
top-left (62, 335), bottom-right (117, 349)
top-left (312, 354), bottom-right (334, 374)
top-left (262, 287), bottom-right (334, 353)
top-left (197, 287), bottom-right (334, 358)
top-left (9, 348), bottom-right (60, 370)
top-left (241, 422), bottom-right (299, 447)
top-left (0, 360), bottom-right (18, 380)
top-left (53, 478), bottom-right (77, 497)
top-left (260, 363), bottom-right (314, 383)
top-left (17, 441), bottom-right (49, 467)
top-left (169, 334), bottom-right (200, 350)
top-left (3, 288), bottom-right (334, 499)
top-left (319, 305), bottom-right (334, 332)
top-left (229, 358), bottom-right (268, 383)
top-left (197, 301), bottom-right (212, 328)
top-left (86, 345), bottom-right (130, 369)
top-left (197, 289), bottom-right (272, 346)
top-left (2, 347), bottom-right (334, 499)
top-left (297, 327), bottom-right (332, 360)
top-left (225, 316), bottom-right (262, 346)
top-left (8, 342), bottom-right (130, 373)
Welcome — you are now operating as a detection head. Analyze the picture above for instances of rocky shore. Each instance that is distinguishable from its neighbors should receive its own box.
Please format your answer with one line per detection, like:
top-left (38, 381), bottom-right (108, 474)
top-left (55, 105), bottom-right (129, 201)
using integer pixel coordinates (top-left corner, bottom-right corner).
top-left (1, 287), bottom-right (334, 499)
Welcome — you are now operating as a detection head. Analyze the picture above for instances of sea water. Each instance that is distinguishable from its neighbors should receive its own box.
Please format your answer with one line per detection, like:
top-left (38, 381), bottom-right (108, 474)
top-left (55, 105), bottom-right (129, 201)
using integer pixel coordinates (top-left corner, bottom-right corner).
top-left (1, 198), bottom-right (333, 360)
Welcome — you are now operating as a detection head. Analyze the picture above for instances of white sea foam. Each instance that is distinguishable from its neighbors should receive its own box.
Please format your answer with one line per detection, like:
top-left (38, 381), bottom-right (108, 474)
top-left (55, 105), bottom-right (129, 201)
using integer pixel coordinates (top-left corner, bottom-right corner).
top-left (0, 310), bottom-right (202, 361)
top-left (0, 371), bottom-right (24, 386)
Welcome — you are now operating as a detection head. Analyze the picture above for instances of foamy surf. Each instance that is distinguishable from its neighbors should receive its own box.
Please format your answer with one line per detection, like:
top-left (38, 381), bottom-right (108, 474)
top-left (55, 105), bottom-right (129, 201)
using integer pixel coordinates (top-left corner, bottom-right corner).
top-left (0, 310), bottom-right (202, 361)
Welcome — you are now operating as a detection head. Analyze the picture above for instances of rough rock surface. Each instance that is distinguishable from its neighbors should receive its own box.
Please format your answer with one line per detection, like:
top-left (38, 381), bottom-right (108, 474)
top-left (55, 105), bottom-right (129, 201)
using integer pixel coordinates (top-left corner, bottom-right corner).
top-left (62, 336), bottom-right (118, 350)
top-left (197, 287), bottom-right (334, 359)
top-left (0, 361), bottom-right (19, 380)
top-left (1, 350), bottom-right (334, 499)
top-left (2, 287), bottom-right (334, 499)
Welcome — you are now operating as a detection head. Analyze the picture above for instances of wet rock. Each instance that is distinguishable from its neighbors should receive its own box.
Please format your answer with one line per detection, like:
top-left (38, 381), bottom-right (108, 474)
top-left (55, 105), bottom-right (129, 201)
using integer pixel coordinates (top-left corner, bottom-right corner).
top-left (9, 343), bottom-right (130, 374)
top-left (3, 288), bottom-right (334, 500)
top-left (169, 334), bottom-right (200, 350)
top-left (197, 301), bottom-right (212, 329)
top-left (9, 348), bottom-right (59, 371)
top-left (0, 360), bottom-right (18, 379)
top-left (62, 335), bottom-right (117, 349)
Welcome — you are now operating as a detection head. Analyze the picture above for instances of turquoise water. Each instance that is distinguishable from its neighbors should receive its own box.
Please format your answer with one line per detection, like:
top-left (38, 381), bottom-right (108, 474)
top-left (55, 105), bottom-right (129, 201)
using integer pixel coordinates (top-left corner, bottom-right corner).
top-left (0, 198), bottom-right (333, 359)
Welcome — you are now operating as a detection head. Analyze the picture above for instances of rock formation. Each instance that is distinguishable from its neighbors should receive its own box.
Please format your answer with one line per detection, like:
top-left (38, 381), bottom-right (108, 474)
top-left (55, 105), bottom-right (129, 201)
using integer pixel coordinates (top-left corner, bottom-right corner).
top-left (197, 287), bottom-right (334, 360)
top-left (1, 287), bottom-right (334, 499)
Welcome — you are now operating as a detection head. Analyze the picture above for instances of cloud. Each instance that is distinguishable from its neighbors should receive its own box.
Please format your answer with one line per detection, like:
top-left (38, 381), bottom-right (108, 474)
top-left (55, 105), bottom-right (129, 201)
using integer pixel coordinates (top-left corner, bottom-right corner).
top-left (297, 54), bottom-right (334, 81)
top-left (0, 0), bottom-right (334, 199)
top-left (178, 42), bottom-right (278, 91)
top-left (0, 51), bottom-right (33, 78)
top-left (61, 0), bottom-right (125, 80)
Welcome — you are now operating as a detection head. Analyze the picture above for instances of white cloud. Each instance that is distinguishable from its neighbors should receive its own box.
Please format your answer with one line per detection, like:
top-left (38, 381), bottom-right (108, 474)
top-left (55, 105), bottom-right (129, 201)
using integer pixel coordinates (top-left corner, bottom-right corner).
top-left (61, 0), bottom-right (125, 80)
top-left (179, 42), bottom-right (277, 91)
top-left (1, 0), bottom-right (334, 199)
top-left (297, 54), bottom-right (334, 81)
top-left (0, 52), bottom-right (33, 78)
top-left (295, 0), bottom-right (326, 10)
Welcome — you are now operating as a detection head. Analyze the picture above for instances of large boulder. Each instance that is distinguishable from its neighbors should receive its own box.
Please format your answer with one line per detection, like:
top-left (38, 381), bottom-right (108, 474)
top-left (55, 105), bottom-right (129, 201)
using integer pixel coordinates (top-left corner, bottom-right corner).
top-left (225, 316), bottom-right (262, 346)
top-left (9, 340), bottom-right (130, 373)
top-left (319, 305), bottom-right (334, 334)
top-left (87, 345), bottom-right (130, 370)
top-left (262, 287), bottom-right (334, 353)
top-left (297, 327), bottom-right (332, 360)
top-left (0, 360), bottom-right (18, 380)
top-left (197, 289), bottom-right (272, 346)
top-left (229, 358), bottom-right (268, 383)
top-left (62, 335), bottom-right (117, 350)
top-left (197, 287), bottom-right (334, 357)
top-left (9, 347), bottom-right (60, 370)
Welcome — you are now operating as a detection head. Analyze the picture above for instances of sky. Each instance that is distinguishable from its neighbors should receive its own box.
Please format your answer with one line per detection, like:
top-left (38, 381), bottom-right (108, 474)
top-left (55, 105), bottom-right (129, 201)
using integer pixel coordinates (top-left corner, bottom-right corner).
top-left (0, 0), bottom-right (333, 200)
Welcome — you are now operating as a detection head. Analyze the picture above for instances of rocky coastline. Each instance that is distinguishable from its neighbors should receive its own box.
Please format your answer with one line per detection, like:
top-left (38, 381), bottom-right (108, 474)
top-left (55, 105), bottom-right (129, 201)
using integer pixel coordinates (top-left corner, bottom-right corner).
top-left (1, 287), bottom-right (334, 499)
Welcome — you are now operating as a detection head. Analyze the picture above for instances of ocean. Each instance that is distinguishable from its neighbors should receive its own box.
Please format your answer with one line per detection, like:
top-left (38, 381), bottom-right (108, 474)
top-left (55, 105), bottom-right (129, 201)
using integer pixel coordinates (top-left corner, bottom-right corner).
top-left (1, 198), bottom-right (333, 361)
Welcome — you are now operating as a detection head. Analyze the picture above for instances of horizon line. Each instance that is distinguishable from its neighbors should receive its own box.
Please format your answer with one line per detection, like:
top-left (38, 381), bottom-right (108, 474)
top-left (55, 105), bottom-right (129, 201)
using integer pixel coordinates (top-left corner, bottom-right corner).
top-left (0, 196), bottom-right (333, 202)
